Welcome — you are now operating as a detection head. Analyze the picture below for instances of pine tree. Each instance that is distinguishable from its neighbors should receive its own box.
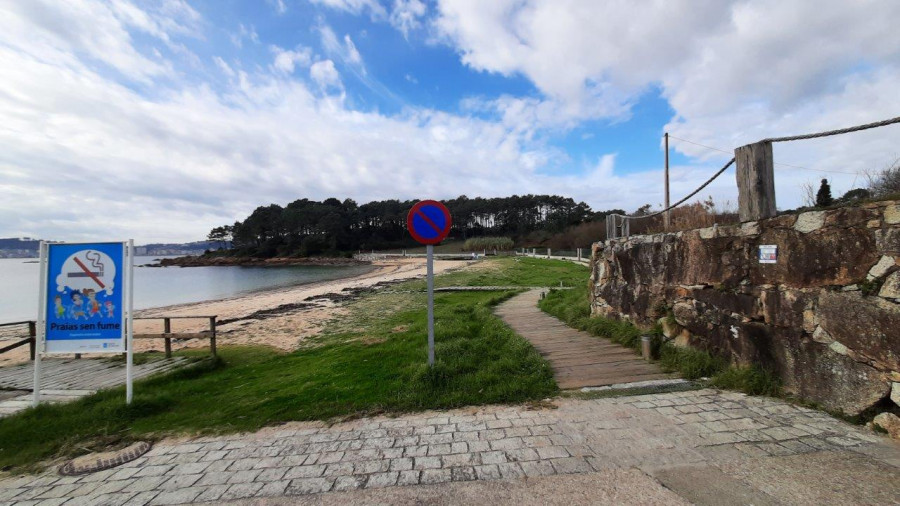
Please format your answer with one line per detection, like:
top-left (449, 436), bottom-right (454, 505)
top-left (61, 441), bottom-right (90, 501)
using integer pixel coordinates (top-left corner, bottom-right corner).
top-left (816, 178), bottom-right (833, 207)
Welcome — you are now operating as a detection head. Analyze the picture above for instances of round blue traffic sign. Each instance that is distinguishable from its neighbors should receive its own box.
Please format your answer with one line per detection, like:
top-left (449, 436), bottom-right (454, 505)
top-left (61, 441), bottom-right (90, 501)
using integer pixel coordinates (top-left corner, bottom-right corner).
top-left (407, 200), bottom-right (452, 245)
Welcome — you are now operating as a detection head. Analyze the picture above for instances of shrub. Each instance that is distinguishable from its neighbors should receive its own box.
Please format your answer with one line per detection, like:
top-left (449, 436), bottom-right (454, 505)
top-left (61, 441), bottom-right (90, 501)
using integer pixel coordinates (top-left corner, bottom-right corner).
top-left (867, 158), bottom-right (900, 197)
top-left (462, 236), bottom-right (515, 252)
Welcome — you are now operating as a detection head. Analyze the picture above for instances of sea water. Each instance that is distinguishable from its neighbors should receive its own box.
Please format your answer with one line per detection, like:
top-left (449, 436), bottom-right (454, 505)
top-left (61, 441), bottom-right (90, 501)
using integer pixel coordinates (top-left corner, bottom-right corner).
top-left (0, 257), bottom-right (373, 323)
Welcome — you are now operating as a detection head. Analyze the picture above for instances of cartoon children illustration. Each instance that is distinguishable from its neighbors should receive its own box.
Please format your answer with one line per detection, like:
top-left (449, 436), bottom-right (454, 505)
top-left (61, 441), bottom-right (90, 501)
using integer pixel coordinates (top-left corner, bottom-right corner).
top-left (53, 295), bottom-right (66, 319)
top-left (68, 291), bottom-right (88, 320)
top-left (104, 300), bottom-right (115, 318)
top-left (84, 289), bottom-right (101, 318)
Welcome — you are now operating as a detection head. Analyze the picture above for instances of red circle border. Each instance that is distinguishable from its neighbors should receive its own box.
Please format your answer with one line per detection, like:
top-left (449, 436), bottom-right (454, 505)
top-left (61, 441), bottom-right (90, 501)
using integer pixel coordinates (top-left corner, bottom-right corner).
top-left (407, 200), bottom-right (452, 245)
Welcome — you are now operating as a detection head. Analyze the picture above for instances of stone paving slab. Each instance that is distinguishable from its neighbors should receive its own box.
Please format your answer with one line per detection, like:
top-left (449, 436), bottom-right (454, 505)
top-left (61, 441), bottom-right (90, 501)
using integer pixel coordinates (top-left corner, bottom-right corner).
top-left (1, 389), bottom-right (898, 505)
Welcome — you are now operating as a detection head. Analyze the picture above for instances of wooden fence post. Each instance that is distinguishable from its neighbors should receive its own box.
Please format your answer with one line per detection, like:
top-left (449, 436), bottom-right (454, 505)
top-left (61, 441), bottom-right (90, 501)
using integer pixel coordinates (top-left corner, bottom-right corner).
top-left (735, 141), bottom-right (776, 222)
top-left (28, 321), bottom-right (36, 361)
top-left (163, 318), bottom-right (172, 358)
top-left (209, 317), bottom-right (217, 357)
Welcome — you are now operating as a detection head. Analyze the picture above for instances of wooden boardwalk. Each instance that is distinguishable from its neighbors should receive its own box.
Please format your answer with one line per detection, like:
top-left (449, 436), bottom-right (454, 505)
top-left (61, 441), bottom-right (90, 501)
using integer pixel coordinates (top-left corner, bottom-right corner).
top-left (0, 357), bottom-right (189, 417)
top-left (496, 290), bottom-right (671, 389)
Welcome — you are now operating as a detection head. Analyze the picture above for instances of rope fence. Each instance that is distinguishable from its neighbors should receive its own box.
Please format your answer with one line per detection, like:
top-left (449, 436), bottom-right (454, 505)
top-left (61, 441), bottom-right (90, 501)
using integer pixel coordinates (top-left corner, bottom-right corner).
top-left (605, 115), bottom-right (900, 239)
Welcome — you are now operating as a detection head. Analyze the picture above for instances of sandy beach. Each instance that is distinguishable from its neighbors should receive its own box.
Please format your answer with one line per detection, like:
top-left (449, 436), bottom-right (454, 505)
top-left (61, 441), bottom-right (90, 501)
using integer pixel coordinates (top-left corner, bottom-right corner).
top-left (0, 258), bottom-right (466, 365)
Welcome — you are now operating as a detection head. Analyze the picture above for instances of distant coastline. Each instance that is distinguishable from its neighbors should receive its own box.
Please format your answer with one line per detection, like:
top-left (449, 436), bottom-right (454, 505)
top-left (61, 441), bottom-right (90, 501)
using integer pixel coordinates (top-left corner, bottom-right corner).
top-left (157, 255), bottom-right (369, 267)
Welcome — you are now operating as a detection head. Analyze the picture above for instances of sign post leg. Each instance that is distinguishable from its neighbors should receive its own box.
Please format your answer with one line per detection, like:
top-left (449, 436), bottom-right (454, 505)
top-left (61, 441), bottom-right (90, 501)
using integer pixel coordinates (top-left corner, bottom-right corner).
top-left (126, 240), bottom-right (134, 404)
top-left (427, 244), bottom-right (434, 366)
top-left (33, 242), bottom-right (48, 407)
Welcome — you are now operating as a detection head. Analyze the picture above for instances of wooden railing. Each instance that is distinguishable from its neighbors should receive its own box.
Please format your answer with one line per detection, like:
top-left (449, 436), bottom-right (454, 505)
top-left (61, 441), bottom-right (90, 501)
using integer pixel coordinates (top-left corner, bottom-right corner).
top-left (133, 316), bottom-right (218, 357)
top-left (0, 321), bottom-right (35, 360)
top-left (0, 316), bottom-right (218, 360)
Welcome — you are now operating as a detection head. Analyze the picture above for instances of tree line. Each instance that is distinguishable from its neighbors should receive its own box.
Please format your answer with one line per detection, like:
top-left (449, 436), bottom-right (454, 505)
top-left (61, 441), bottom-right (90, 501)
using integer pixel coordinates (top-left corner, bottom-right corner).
top-left (209, 195), bottom-right (623, 257)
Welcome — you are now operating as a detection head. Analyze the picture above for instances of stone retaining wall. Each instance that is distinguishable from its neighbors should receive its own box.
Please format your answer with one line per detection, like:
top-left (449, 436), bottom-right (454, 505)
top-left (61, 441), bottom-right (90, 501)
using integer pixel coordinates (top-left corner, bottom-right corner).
top-left (590, 201), bottom-right (900, 415)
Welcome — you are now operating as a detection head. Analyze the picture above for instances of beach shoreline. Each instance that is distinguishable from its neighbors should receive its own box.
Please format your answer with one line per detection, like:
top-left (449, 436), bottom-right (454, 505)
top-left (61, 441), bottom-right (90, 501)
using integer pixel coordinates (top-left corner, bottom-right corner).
top-left (0, 258), bottom-right (467, 366)
top-left (156, 255), bottom-right (368, 268)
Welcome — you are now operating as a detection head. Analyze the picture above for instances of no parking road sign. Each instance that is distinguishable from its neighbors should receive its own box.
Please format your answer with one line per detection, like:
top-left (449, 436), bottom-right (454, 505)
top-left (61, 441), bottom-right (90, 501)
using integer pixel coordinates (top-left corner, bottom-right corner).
top-left (407, 200), bottom-right (452, 245)
top-left (406, 200), bottom-right (452, 367)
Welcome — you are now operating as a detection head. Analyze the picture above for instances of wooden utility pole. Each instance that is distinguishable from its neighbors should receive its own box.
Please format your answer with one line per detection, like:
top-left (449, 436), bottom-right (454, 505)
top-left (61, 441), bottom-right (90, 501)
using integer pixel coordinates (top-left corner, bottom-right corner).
top-left (735, 141), bottom-right (776, 222)
top-left (664, 132), bottom-right (671, 231)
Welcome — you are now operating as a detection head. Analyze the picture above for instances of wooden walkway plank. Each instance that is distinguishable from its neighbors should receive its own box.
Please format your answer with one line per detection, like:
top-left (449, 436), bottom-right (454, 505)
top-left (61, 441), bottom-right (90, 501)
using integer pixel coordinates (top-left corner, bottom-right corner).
top-left (495, 290), bottom-right (671, 389)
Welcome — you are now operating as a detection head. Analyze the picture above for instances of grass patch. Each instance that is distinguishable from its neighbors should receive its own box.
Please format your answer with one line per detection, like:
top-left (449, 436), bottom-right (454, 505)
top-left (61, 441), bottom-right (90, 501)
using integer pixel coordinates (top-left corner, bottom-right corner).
top-left (405, 257), bottom-right (589, 290)
top-left (538, 285), bottom-right (782, 397)
top-left (0, 259), bottom-right (575, 472)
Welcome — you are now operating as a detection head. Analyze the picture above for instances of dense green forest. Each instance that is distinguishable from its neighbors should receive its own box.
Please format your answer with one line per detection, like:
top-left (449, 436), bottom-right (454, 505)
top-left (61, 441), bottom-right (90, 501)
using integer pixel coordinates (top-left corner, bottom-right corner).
top-left (209, 195), bottom-right (623, 257)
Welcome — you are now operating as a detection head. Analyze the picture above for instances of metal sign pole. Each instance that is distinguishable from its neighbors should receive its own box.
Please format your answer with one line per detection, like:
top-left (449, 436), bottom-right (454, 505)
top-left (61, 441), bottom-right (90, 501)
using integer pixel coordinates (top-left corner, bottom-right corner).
top-left (426, 244), bottom-right (435, 366)
top-left (126, 240), bottom-right (134, 404)
top-left (33, 242), bottom-right (48, 407)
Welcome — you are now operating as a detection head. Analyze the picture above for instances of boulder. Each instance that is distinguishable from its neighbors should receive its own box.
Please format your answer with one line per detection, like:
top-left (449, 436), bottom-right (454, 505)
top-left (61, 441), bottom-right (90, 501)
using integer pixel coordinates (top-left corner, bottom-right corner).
top-left (867, 255), bottom-right (896, 280)
top-left (818, 291), bottom-right (900, 372)
top-left (873, 412), bottom-right (900, 440)
top-left (781, 340), bottom-right (890, 416)
top-left (884, 204), bottom-right (900, 225)
top-left (793, 211), bottom-right (826, 233)
top-left (879, 272), bottom-right (900, 299)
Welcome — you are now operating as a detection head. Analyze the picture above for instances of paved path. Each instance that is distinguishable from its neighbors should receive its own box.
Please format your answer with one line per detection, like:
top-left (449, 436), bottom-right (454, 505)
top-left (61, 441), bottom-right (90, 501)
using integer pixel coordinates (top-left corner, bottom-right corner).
top-left (495, 290), bottom-right (670, 389)
top-left (0, 357), bottom-right (189, 417)
top-left (2, 388), bottom-right (898, 505)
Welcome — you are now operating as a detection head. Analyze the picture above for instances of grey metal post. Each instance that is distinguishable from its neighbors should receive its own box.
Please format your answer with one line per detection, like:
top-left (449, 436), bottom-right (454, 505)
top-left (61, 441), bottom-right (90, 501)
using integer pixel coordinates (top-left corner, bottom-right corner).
top-left (33, 242), bottom-right (47, 407)
top-left (735, 141), bottom-right (776, 222)
top-left (547, 248), bottom-right (551, 259)
top-left (577, 248), bottom-right (582, 261)
top-left (126, 240), bottom-right (134, 404)
top-left (426, 244), bottom-right (435, 366)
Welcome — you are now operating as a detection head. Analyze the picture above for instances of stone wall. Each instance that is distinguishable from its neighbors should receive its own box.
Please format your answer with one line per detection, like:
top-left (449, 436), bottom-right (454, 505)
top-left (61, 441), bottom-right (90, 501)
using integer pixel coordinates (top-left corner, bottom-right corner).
top-left (589, 201), bottom-right (900, 415)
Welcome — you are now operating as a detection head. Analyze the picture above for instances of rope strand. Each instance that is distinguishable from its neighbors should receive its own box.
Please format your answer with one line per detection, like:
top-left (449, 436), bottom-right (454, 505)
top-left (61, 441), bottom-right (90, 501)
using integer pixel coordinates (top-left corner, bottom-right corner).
top-left (611, 157), bottom-right (735, 220)
top-left (763, 116), bottom-right (900, 143)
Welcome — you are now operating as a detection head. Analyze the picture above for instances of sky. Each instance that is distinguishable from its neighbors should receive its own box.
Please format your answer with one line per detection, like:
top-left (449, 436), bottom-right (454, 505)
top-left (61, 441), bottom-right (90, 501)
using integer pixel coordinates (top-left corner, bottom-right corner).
top-left (1, 0), bottom-right (899, 244)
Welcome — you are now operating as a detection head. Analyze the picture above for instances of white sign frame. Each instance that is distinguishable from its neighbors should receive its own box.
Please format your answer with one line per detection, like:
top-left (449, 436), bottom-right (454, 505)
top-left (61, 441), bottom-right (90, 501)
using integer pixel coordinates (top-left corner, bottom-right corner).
top-left (34, 240), bottom-right (135, 406)
top-left (759, 244), bottom-right (778, 264)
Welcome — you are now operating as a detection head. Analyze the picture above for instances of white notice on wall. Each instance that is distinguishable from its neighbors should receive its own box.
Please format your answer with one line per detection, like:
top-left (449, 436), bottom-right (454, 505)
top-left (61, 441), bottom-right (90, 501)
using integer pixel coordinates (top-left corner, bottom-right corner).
top-left (759, 245), bottom-right (777, 264)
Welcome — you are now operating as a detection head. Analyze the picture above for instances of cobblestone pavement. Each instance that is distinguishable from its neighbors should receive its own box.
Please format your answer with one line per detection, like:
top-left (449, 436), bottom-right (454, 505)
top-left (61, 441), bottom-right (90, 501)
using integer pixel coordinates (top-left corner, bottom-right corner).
top-left (1, 388), bottom-right (898, 505)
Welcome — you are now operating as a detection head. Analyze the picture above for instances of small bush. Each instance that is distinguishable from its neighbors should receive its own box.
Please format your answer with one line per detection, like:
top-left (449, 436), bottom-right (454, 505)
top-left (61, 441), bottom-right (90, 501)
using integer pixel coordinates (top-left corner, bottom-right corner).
top-left (710, 366), bottom-right (782, 396)
top-left (867, 158), bottom-right (900, 197)
top-left (462, 236), bottom-right (515, 252)
top-left (658, 343), bottom-right (725, 380)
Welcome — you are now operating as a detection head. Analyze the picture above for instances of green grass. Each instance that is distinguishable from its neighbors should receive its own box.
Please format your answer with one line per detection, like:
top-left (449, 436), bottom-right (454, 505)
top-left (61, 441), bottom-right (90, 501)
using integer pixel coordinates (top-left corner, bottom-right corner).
top-left (538, 285), bottom-right (781, 396)
top-left (406, 256), bottom-right (589, 290)
top-left (0, 258), bottom-right (586, 472)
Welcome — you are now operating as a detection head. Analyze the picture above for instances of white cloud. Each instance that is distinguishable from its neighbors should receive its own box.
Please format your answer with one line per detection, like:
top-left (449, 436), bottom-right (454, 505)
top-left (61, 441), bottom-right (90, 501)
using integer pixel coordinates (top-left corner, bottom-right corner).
top-left (0, 0), bottom-right (186, 82)
top-left (310, 59), bottom-right (343, 90)
top-left (213, 56), bottom-right (235, 77)
top-left (230, 23), bottom-right (259, 48)
top-left (270, 45), bottom-right (313, 74)
top-left (390, 0), bottom-right (427, 37)
top-left (343, 35), bottom-right (363, 67)
top-left (267, 0), bottom-right (288, 15)
top-left (433, 0), bottom-right (900, 205)
top-left (309, 0), bottom-right (386, 18)
top-left (3, 0), bottom-right (899, 246)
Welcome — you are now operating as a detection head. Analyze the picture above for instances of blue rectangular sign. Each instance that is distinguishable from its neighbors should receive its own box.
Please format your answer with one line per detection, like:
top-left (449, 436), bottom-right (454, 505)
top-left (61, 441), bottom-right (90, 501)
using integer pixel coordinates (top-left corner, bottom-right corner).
top-left (44, 242), bottom-right (125, 353)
